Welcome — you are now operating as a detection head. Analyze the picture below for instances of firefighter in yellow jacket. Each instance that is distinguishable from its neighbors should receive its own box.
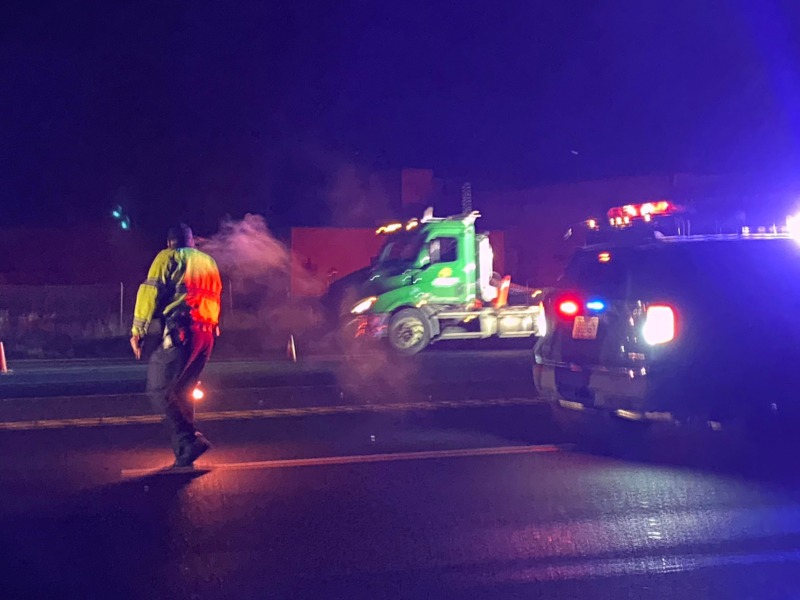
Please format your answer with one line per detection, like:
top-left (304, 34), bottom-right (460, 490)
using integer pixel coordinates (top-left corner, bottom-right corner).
top-left (131, 224), bottom-right (222, 467)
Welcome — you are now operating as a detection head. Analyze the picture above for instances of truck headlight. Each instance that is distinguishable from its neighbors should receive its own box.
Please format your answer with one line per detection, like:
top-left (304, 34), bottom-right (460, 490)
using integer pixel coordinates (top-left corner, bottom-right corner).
top-left (351, 296), bottom-right (378, 314)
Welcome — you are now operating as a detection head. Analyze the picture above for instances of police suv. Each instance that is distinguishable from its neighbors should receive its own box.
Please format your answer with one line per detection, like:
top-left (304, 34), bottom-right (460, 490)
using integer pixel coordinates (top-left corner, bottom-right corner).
top-left (534, 201), bottom-right (800, 441)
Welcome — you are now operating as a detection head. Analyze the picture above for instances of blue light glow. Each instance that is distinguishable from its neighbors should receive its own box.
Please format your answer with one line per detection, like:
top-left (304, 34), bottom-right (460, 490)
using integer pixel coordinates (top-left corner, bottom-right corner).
top-left (586, 300), bottom-right (606, 311)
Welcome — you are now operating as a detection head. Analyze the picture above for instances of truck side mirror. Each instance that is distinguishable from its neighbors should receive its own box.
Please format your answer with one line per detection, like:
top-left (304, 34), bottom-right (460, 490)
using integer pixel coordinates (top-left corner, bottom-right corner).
top-left (417, 245), bottom-right (432, 268)
top-left (427, 240), bottom-right (441, 264)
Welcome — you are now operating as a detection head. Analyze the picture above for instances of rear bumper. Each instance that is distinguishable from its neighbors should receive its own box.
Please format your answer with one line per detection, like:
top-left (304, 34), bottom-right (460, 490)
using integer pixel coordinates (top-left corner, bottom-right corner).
top-left (533, 358), bottom-right (678, 423)
top-left (535, 357), bottom-right (800, 431)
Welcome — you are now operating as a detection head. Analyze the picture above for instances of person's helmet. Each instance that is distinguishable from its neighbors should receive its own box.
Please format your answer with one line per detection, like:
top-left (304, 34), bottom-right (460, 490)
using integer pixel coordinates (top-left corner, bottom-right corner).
top-left (167, 223), bottom-right (194, 248)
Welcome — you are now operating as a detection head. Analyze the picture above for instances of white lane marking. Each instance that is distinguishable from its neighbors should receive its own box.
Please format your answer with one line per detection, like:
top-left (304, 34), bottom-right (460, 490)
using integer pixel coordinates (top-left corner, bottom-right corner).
top-left (491, 548), bottom-right (800, 583)
top-left (120, 444), bottom-right (563, 478)
top-left (0, 397), bottom-right (546, 431)
top-left (0, 384), bottom-right (340, 402)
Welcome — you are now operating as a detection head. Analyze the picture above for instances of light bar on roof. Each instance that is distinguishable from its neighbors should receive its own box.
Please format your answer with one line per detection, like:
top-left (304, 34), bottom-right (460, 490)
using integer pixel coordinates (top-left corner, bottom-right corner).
top-left (786, 214), bottom-right (800, 241)
top-left (607, 201), bottom-right (674, 221)
top-left (609, 201), bottom-right (674, 219)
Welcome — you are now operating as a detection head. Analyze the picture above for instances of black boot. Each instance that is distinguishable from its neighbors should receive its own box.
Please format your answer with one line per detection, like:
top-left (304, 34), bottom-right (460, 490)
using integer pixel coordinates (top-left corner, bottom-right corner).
top-left (173, 432), bottom-right (212, 468)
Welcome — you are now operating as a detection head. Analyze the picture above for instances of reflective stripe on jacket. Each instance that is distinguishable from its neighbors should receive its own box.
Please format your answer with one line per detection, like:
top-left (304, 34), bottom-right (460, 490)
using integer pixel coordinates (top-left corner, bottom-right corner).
top-left (131, 248), bottom-right (222, 336)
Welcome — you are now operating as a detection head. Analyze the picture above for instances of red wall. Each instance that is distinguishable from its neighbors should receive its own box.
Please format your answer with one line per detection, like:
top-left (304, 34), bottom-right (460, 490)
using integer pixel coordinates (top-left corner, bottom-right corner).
top-left (0, 226), bottom-right (153, 285)
top-left (493, 176), bottom-right (678, 286)
top-left (290, 228), bottom-right (385, 297)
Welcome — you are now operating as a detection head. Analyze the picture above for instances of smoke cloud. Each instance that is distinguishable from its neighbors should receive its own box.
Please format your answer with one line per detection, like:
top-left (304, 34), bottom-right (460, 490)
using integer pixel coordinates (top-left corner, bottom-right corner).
top-left (199, 213), bottom-right (289, 281)
top-left (197, 213), bottom-right (325, 347)
top-left (196, 213), bottom-right (420, 402)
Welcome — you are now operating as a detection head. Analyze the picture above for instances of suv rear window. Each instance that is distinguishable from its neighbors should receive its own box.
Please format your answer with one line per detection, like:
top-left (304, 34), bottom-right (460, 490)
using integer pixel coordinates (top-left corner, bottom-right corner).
top-left (560, 238), bottom-right (800, 300)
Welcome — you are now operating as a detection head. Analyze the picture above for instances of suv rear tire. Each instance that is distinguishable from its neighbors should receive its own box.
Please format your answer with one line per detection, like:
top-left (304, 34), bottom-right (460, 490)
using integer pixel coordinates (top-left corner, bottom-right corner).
top-left (551, 404), bottom-right (651, 455)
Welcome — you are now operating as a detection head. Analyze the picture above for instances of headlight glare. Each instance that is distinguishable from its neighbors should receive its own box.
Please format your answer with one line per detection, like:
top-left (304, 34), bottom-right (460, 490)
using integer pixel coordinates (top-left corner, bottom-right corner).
top-left (351, 296), bottom-right (378, 314)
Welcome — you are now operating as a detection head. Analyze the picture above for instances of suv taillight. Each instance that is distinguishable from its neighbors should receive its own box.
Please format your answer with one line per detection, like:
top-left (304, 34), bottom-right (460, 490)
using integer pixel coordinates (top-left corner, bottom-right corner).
top-left (557, 298), bottom-right (580, 317)
top-left (642, 305), bottom-right (676, 345)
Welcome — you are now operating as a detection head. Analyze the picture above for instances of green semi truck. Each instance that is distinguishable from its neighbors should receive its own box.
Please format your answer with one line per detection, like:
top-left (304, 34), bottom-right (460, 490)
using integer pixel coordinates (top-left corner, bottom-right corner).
top-left (337, 209), bottom-right (545, 355)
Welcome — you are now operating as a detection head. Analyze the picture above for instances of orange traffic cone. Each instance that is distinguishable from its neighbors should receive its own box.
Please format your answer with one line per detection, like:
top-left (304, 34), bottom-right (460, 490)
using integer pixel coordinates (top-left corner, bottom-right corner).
top-left (0, 341), bottom-right (9, 375)
top-left (287, 334), bottom-right (297, 362)
top-left (494, 276), bottom-right (511, 308)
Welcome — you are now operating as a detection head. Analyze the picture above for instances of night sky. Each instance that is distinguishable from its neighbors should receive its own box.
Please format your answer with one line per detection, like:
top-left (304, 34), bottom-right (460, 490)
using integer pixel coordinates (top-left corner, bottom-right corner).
top-left (3, 0), bottom-right (800, 237)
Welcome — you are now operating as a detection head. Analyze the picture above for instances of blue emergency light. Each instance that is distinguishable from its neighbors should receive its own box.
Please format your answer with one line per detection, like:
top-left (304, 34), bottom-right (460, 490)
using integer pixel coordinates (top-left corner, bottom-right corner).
top-left (586, 300), bottom-right (606, 312)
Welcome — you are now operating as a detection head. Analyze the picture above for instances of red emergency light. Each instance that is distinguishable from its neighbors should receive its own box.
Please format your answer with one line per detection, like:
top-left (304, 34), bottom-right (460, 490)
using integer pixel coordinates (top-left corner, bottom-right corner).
top-left (555, 295), bottom-right (582, 318)
top-left (607, 201), bottom-right (675, 223)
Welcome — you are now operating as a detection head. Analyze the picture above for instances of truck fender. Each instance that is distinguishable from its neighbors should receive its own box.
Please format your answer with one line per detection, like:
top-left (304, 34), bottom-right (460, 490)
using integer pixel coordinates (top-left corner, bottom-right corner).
top-left (418, 305), bottom-right (441, 337)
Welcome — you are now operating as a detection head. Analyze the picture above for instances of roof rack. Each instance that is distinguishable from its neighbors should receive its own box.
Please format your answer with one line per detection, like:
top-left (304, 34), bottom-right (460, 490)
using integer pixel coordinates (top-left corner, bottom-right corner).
top-left (421, 207), bottom-right (481, 225)
top-left (376, 208), bottom-right (482, 235)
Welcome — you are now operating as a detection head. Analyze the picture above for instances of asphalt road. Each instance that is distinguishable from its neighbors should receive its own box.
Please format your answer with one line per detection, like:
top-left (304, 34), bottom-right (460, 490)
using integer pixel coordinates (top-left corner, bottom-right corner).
top-left (0, 349), bottom-right (535, 400)
top-left (0, 349), bottom-right (539, 432)
top-left (5, 393), bottom-right (800, 599)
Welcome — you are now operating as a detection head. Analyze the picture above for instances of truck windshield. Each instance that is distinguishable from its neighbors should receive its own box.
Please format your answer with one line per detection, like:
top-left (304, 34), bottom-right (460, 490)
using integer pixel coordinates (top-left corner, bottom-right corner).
top-left (376, 231), bottom-right (426, 265)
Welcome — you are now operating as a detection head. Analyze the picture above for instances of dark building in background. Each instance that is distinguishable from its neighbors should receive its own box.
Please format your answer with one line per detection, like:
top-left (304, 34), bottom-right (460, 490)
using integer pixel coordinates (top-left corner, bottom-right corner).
top-left (0, 224), bottom-right (152, 286)
top-left (3, 169), bottom-right (800, 290)
top-left (291, 168), bottom-right (800, 294)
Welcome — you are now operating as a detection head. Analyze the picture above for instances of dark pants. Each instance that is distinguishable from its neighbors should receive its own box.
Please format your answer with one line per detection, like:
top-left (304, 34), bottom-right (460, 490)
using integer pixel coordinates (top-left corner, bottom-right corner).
top-left (146, 324), bottom-right (215, 458)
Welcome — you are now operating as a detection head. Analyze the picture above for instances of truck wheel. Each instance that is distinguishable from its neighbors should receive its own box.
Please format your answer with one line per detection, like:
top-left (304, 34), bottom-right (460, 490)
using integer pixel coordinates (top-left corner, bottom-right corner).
top-left (388, 308), bottom-right (432, 355)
